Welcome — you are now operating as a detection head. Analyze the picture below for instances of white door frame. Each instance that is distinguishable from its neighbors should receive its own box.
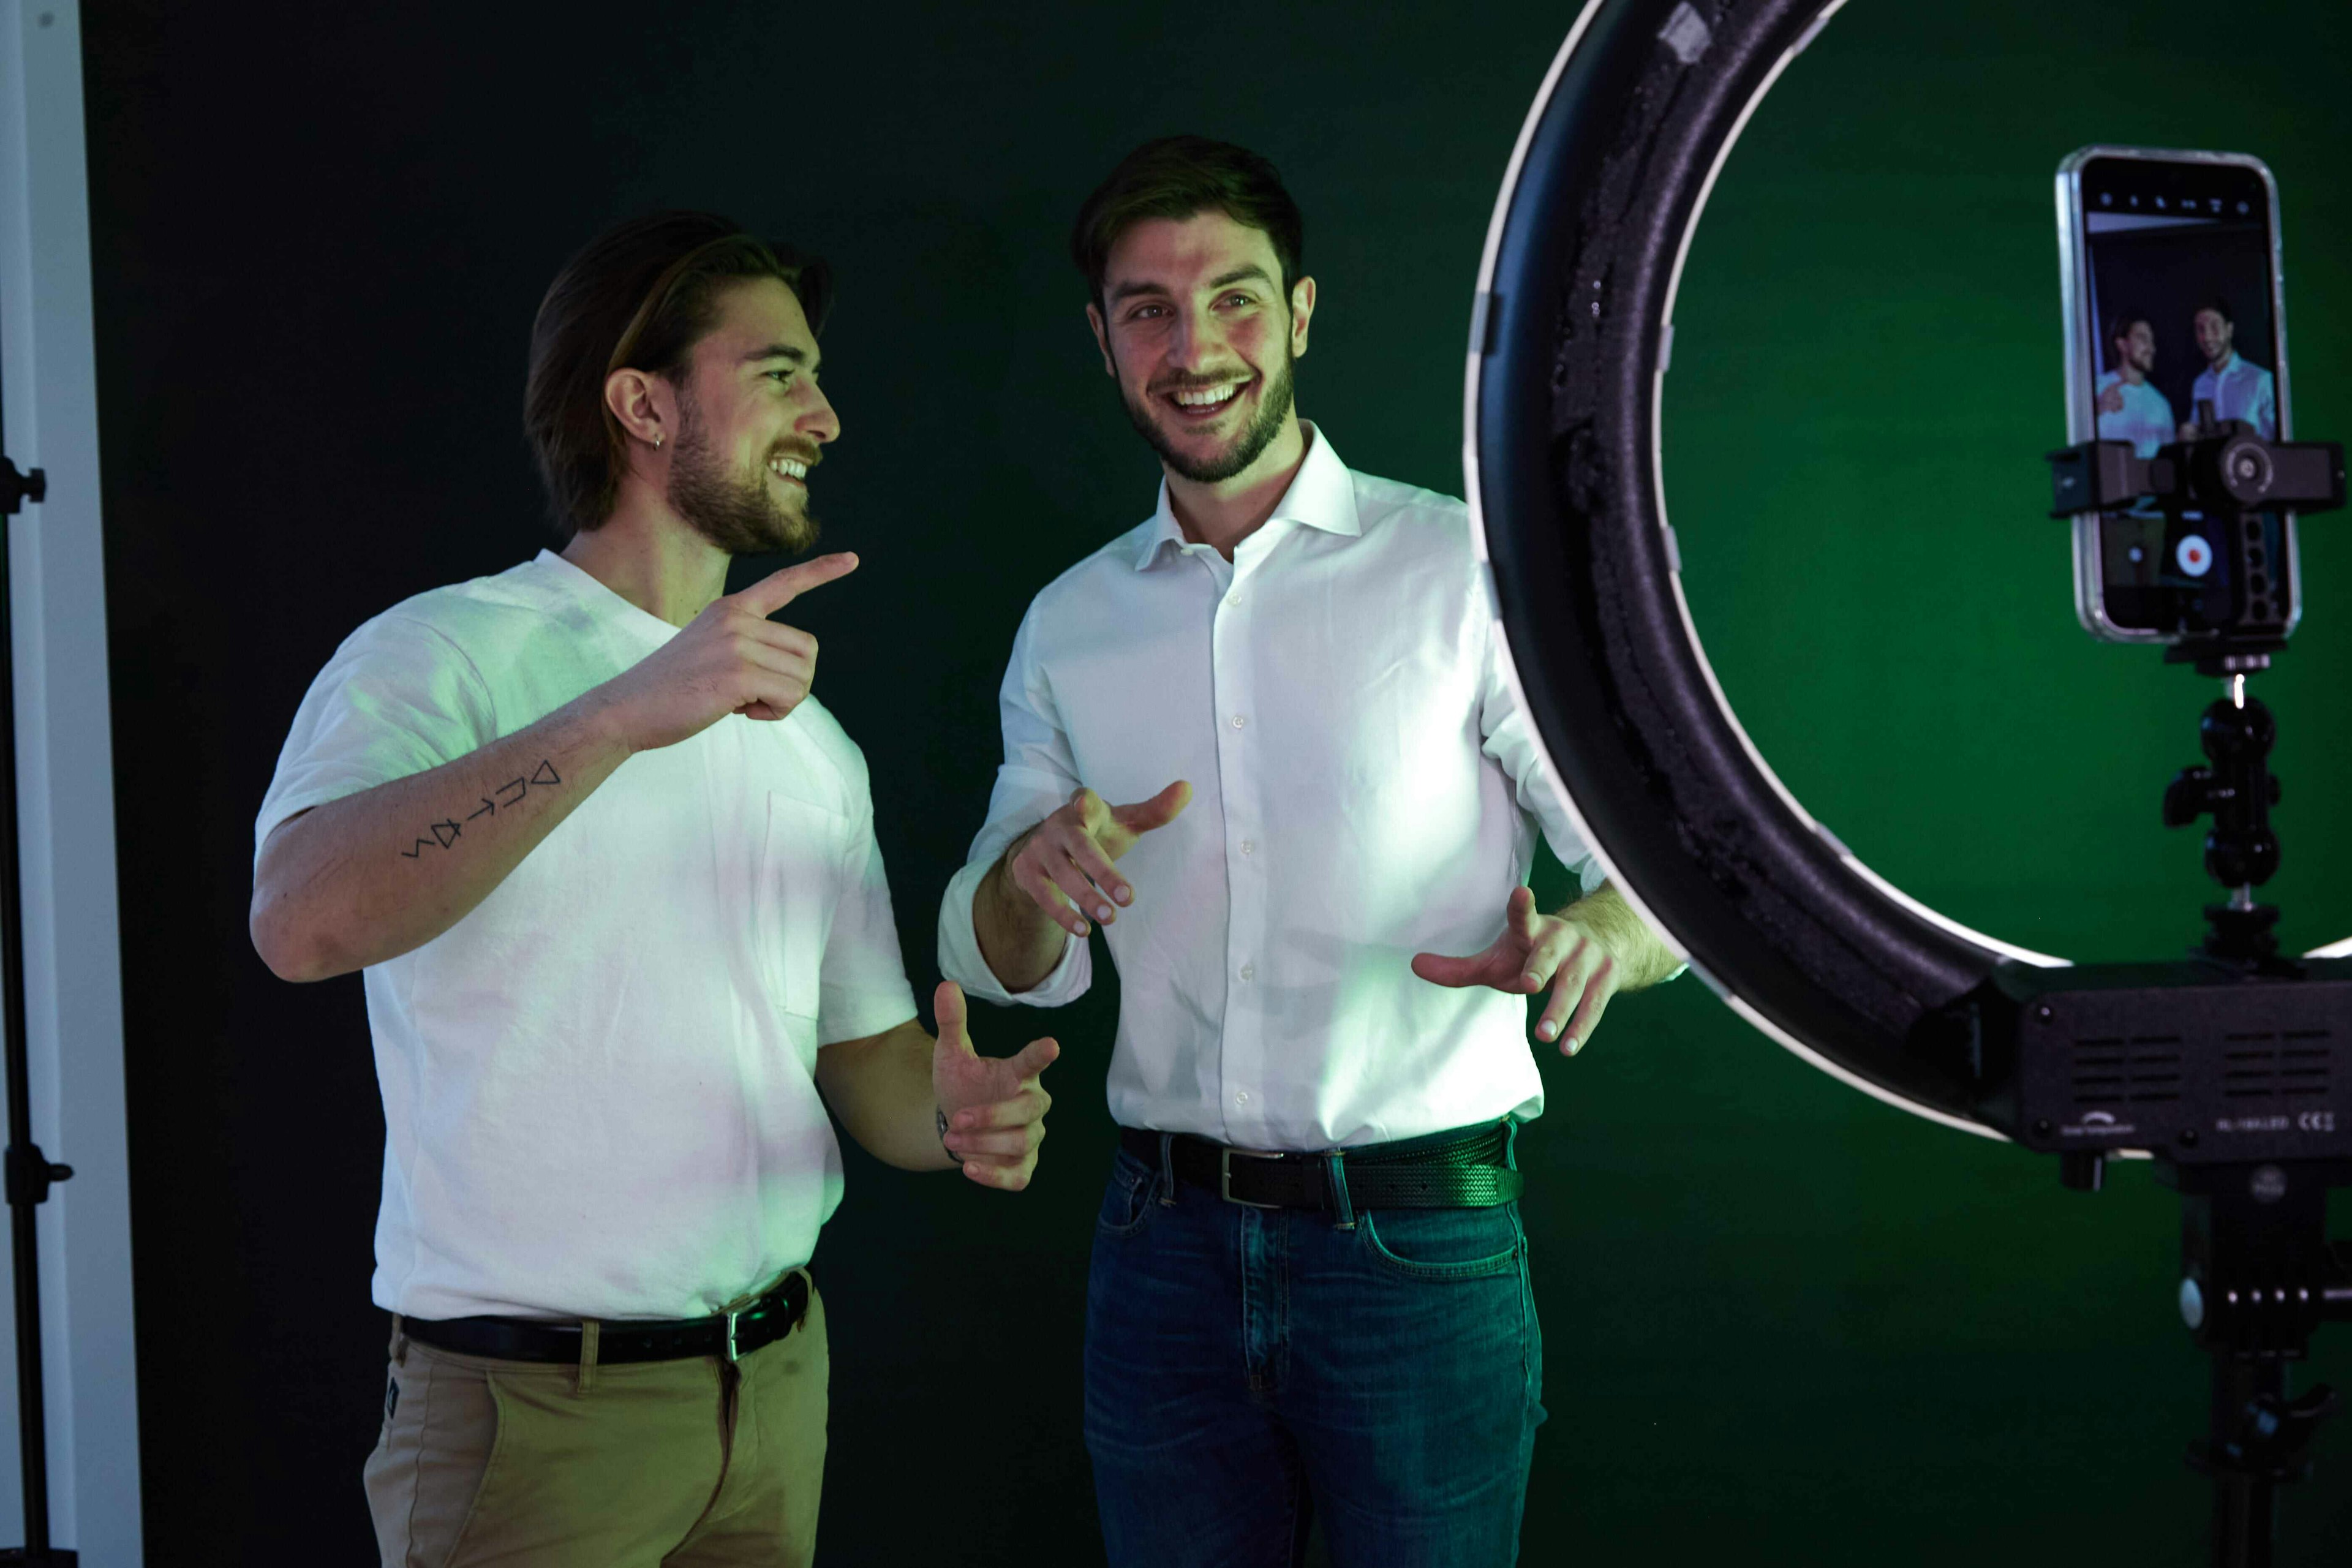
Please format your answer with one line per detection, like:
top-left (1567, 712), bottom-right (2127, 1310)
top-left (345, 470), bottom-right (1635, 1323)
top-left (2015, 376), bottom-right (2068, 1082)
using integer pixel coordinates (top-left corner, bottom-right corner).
top-left (0, 1), bottom-right (144, 1559)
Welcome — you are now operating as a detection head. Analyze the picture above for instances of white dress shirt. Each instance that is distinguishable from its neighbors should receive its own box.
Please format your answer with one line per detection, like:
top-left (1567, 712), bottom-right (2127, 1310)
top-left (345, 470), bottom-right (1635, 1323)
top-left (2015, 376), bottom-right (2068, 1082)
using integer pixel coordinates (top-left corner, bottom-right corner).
top-left (2191, 352), bottom-right (2277, 439)
top-left (258, 552), bottom-right (916, 1320)
top-left (937, 426), bottom-right (1600, 1151)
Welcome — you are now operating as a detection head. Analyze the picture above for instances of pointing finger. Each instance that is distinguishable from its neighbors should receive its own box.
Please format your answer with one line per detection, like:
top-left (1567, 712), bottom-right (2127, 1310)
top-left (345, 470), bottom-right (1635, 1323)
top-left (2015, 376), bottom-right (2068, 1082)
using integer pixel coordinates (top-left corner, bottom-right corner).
top-left (1004, 1036), bottom-right (1060, 1082)
top-left (739, 552), bottom-right (859, 617)
top-left (1110, 779), bottom-right (1193, 836)
top-left (1507, 885), bottom-right (1542, 942)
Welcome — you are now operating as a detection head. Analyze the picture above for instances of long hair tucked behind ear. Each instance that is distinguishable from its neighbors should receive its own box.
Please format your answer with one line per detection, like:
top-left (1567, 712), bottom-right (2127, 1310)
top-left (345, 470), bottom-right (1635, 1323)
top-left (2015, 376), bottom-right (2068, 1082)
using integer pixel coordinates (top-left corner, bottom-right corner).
top-left (523, 212), bottom-right (832, 540)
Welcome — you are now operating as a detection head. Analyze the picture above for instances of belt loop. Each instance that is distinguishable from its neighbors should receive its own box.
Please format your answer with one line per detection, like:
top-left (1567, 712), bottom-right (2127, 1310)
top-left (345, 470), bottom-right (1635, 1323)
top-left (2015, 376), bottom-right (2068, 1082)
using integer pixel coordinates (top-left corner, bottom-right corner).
top-left (1156, 1130), bottom-right (1177, 1205)
top-left (575, 1319), bottom-right (601, 1397)
top-left (389, 1313), bottom-right (408, 1365)
top-left (1325, 1152), bottom-right (1356, 1231)
top-left (1502, 1115), bottom-right (1521, 1170)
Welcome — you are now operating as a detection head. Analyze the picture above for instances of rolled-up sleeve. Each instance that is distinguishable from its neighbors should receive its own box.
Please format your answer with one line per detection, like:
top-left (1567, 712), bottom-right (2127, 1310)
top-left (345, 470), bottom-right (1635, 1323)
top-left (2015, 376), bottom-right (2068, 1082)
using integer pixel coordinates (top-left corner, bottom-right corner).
top-left (937, 609), bottom-right (1092, 1008)
top-left (1474, 586), bottom-right (1606, 898)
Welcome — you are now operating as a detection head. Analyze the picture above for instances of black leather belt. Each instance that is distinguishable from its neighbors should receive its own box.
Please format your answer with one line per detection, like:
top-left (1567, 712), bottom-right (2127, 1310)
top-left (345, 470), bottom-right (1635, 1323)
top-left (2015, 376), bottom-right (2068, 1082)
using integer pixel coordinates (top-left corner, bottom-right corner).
top-left (400, 1270), bottom-right (810, 1366)
top-left (1119, 1122), bottom-right (1524, 1210)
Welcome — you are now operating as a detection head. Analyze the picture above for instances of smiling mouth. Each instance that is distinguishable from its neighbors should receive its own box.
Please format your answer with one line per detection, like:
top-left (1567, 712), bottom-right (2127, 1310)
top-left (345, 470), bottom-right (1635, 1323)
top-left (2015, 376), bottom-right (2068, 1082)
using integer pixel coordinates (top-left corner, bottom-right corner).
top-left (767, 454), bottom-right (812, 486)
top-left (1161, 379), bottom-right (1250, 422)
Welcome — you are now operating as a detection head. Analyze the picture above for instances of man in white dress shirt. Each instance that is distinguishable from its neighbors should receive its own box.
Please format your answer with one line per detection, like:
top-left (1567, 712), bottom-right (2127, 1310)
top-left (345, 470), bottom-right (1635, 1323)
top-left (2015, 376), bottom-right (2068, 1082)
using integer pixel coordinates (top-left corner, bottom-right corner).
top-left (2094, 312), bottom-right (2176, 459)
top-left (2185, 296), bottom-right (2277, 440)
top-left (251, 212), bottom-right (1058, 1566)
top-left (937, 138), bottom-right (1678, 1567)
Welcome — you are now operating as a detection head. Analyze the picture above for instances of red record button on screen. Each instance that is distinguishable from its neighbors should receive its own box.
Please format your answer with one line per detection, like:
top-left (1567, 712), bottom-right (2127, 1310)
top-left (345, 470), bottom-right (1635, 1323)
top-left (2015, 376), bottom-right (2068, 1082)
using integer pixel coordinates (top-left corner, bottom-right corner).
top-left (2176, 535), bottom-right (2214, 577)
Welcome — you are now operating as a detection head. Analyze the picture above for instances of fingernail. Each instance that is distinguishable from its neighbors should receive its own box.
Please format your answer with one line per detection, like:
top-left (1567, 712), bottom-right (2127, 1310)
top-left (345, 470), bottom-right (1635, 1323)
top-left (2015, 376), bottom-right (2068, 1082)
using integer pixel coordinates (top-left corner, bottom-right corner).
top-left (1072, 919), bottom-right (1089, 937)
top-left (1114, 887), bottom-right (1132, 905)
top-left (1537, 1021), bottom-right (1555, 1039)
top-left (1096, 904), bottom-right (1114, 922)
top-left (1523, 973), bottom-right (1542, 989)
top-left (1564, 1036), bottom-right (1581, 1055)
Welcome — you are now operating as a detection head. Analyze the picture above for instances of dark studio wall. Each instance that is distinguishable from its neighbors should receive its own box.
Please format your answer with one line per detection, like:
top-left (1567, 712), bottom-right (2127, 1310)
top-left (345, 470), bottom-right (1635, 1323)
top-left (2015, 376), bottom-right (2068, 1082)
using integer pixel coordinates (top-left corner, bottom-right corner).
top-left (79, 1), bottom-right (2352, 1562)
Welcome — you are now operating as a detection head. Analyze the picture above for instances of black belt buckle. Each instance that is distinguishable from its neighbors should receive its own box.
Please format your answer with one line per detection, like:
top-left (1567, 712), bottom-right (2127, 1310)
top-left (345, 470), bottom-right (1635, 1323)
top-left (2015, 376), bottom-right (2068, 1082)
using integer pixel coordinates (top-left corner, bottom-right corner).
top-left (1219, 1147), bottom-right (1286, 1209)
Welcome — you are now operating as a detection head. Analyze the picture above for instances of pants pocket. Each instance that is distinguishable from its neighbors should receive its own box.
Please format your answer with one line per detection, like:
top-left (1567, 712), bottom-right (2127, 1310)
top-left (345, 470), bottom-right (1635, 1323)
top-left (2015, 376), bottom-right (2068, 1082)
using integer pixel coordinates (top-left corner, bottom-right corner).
top-left (1095, 1150), bottom-right (1162, 1238)
top-left (362, 1348), bottom-right (503, 1568)
top-left (1357, 1203), bottom-right (1526, 1281)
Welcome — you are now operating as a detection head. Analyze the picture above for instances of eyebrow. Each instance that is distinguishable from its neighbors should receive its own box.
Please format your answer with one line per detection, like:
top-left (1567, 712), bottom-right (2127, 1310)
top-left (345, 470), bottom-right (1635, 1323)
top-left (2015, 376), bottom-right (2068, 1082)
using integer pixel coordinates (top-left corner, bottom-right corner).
top-left (1107, 263), bottom-right (1275, 304)
top-left (744, 344), bottom-right (817, 371)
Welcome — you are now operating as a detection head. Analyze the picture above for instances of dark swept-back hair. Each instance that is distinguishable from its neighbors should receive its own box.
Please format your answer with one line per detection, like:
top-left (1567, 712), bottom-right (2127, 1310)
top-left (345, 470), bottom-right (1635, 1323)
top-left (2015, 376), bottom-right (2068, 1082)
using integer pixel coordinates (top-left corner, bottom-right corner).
top-left (2106, 309), bottom-right (2151, 363)
top-left (2195, 295), bottom-right (2236, 326)
top-left (523, 211), bottom-right (832, 540)
top-left (1069, 136), bottom-right (1305, 312)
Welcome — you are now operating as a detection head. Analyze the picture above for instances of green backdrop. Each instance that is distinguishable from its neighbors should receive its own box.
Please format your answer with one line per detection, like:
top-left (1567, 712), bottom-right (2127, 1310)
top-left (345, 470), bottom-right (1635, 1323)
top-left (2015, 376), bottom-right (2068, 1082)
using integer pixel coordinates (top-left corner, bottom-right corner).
top-left (83, 0), bottom-right (2352, 1560)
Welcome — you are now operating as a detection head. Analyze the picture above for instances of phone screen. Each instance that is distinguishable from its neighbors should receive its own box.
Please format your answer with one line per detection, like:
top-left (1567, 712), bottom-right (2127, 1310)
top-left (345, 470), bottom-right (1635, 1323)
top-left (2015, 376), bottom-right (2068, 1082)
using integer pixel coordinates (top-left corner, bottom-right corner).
top-left (2074, 155), bottom-right (2286, 636)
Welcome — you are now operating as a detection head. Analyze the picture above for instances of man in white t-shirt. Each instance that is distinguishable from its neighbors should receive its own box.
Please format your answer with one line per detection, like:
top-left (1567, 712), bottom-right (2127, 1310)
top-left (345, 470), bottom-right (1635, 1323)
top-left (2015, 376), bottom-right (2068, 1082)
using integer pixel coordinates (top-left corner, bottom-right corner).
top-left (2094, 312), bottom-right (2176, 458)
top-left (251, 212), bottom-right (1058, 1568)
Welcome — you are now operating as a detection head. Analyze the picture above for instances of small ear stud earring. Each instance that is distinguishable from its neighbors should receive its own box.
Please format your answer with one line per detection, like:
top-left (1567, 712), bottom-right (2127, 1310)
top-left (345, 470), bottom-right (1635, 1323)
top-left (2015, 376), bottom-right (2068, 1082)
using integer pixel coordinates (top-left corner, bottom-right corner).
top-left (652, 431), bottom-right (664, 448)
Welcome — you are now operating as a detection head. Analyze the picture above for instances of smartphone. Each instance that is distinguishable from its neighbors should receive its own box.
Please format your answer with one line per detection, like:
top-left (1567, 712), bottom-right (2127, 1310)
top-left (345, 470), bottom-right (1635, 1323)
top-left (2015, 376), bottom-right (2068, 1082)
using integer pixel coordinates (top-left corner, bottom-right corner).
top-left (2056, 146), bottom-right (2296, 644)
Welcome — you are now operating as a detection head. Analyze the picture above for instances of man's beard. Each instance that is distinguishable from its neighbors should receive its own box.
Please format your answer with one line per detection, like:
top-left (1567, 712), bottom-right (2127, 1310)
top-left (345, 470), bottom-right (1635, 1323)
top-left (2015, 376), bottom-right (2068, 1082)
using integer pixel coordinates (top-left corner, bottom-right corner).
top-left (1123, 347), bottom-right (1297, 485)
top-left (666, 393), bottom-right (820, 556)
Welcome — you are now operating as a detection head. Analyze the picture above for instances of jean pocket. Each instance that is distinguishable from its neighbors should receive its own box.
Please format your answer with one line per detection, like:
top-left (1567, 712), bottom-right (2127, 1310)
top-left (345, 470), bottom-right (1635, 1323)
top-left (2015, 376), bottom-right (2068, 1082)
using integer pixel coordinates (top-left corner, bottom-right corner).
top-left (1095, 1150), bottom-right (1162, 1238)
top-left (1359, 1204), bottom-right (1524, 1282)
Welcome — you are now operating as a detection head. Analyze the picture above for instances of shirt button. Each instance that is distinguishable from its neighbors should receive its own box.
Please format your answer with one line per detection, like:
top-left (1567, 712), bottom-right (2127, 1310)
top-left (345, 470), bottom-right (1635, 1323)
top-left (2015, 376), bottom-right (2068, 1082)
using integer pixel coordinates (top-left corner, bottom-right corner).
top-left (1235, 1090), bottom-right (1251, 1105)
top-left (1227, 591), bottom-right (1243, 606)
top-left (1240, 840), bottom-right (1255, 855)
top-left (1240, 963), bottom-right (1256, 981)
top-left (1231, 714), bottom-right (1246, 728)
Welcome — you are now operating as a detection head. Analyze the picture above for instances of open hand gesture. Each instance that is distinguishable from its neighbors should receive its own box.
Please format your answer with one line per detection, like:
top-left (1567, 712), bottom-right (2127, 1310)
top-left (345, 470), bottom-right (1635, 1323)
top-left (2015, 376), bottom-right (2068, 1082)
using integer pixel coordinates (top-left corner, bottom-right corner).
top-left (1411, 885), bottom-right (1619, 1055)
top-left (1004, 781), bottom-right (1191, 937)
top-left (931, 981), bottom-right (1058, 1190)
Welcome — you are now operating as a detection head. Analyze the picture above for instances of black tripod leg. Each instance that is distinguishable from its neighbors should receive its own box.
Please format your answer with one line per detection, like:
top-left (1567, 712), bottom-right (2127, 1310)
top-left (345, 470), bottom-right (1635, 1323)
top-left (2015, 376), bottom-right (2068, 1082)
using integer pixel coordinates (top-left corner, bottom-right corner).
top-left (2209, 1354), bottom-right (2282, 1568)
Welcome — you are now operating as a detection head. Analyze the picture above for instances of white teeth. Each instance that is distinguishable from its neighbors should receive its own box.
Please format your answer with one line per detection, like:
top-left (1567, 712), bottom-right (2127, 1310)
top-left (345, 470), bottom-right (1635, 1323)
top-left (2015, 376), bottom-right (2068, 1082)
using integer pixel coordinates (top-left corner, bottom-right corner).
top-left (1173, 384), bottom-right (1240, 408)
top-left (768, 458), bottom-right (808, 479)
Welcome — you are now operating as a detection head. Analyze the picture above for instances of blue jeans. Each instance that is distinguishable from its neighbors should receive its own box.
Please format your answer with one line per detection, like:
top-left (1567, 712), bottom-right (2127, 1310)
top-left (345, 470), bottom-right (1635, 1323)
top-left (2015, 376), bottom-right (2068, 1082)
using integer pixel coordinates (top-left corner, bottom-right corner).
top-left (1083, 1128), bottom-right (1545, 1568)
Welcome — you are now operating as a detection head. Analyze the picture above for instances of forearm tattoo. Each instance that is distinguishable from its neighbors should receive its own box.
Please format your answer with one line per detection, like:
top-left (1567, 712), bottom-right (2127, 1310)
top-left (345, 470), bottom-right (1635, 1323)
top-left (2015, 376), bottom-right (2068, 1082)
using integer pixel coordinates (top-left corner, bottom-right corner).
top-left (399, 760), bottom-right (562, 859)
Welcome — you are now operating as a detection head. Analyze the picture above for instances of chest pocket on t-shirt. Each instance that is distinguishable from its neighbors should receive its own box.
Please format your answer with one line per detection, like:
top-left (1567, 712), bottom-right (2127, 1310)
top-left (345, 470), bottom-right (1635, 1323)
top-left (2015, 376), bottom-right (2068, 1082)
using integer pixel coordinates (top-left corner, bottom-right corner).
top-left (755, 791), bottom-right (851, 1022)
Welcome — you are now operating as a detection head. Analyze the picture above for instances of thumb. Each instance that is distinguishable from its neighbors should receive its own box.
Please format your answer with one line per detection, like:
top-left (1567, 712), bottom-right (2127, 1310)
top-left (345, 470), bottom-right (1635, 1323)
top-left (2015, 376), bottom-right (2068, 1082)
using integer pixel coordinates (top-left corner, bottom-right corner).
top-left (1411, 949), bottom-right (1490, 988)
top-left (738, 552), bottom-right (859, 618)
top-left (931, 980), bottom-right (974, 1059)
top-left (1111, 779), bottom-right (1193, 834)
top-left (1003, 1036), bottom-right (1061, 1083)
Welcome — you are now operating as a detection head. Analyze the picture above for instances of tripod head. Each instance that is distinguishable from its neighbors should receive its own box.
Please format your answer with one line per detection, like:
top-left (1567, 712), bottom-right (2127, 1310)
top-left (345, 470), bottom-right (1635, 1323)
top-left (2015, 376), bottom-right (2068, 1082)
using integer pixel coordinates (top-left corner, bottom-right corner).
top-left (2050, 424), bottom-right (2343, 966)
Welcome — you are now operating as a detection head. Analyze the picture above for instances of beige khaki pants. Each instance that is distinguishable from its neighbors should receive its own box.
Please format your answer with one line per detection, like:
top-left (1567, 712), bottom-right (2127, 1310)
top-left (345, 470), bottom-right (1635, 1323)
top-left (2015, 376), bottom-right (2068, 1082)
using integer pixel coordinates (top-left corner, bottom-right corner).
top-left (363, 1275), bottom-right (827, 1567)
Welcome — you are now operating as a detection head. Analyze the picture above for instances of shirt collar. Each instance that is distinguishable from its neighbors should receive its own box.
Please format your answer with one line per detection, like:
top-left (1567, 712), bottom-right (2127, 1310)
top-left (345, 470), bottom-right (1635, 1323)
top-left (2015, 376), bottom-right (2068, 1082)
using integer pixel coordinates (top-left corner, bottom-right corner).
top-left (1129, 421), bottom-right (1362, 571)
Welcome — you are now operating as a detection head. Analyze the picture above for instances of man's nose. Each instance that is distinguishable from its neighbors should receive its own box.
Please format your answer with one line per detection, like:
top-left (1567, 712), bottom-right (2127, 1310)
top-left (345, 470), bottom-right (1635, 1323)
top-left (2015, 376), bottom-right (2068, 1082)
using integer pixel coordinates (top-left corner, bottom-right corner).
top-left (801, 384), bottom-right (842, 444)
top-left (1165, 307), bottom-right (1213, 369)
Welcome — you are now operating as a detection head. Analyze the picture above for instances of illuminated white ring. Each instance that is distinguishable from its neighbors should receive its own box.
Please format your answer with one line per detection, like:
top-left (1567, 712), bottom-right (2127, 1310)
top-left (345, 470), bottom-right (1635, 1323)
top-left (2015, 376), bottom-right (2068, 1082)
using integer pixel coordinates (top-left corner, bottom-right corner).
top-left (1458, 0), bottom-right (2323, 1147)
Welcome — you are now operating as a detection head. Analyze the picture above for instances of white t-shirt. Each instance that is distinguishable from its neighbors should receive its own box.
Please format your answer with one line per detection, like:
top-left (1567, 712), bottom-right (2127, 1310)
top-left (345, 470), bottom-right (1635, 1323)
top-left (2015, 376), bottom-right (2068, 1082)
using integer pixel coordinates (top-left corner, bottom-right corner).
top-left (256, 551), bottom-right (916, 1321)
top-left (2095, 371), bottom-right (2176, 459)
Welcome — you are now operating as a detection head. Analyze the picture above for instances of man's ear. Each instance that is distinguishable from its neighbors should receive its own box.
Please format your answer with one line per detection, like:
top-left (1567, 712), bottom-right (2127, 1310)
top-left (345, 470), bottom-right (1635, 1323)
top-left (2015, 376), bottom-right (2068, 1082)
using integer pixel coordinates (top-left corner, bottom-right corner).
top-left (603, 367), bottom-right (673, 450)
top-left (1085, 303), bottom-right (1117, 379)
top-left (1288, 276), bottom-right (1317, 360)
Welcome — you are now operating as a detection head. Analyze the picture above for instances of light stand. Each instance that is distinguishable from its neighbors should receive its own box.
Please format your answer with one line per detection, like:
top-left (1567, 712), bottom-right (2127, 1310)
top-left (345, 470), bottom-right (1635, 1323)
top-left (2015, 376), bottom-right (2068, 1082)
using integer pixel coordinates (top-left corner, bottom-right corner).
top-left (2032, 423), bottom-right (2351, 1567)
top-left (0, 453), bottom-right (73, 1568)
